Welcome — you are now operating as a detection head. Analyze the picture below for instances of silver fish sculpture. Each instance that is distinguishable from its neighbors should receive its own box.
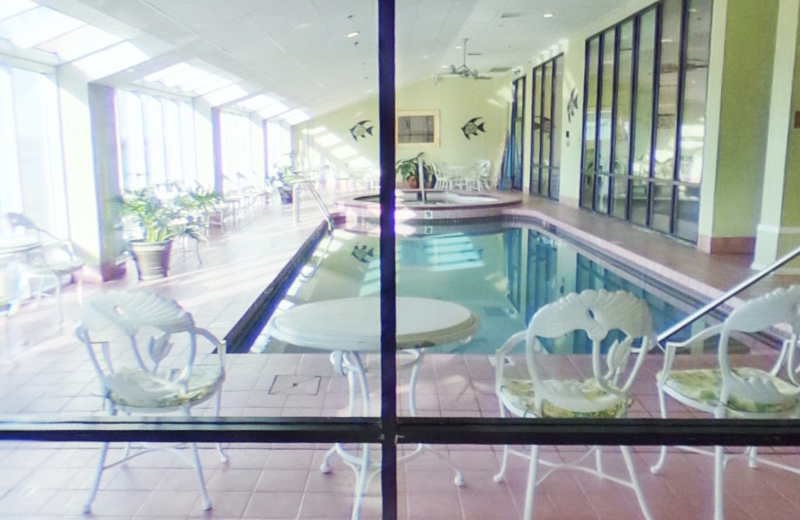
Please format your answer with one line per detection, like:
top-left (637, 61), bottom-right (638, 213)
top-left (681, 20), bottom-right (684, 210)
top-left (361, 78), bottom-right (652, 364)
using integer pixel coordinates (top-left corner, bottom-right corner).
top-left (567, 88), bottom-right (579, 122)
top-left (350, 120), bottom-right (374, 141)
top-left (351, 244), bottom-right (375, 264)
top-left (461, 117), bottom-right (486, 139)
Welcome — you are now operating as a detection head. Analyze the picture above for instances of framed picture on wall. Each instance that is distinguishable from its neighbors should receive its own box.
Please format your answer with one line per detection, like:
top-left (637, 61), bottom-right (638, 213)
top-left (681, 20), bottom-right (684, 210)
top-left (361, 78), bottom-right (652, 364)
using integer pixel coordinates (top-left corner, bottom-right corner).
top-left (397, 110), bottom-right (439, 148)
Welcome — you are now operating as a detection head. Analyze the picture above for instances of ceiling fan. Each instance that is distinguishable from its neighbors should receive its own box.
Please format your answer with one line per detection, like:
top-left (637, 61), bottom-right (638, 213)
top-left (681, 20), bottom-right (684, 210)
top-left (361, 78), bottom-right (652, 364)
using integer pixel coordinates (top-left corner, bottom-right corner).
top-left (435, 39), bottom-right (492, 83)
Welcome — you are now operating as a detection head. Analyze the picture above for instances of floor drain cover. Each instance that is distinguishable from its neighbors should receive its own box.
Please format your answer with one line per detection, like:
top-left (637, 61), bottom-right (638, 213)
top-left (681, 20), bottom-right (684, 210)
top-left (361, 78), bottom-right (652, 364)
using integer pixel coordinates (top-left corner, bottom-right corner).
top-left (269, 375), bottom-right (322, 395)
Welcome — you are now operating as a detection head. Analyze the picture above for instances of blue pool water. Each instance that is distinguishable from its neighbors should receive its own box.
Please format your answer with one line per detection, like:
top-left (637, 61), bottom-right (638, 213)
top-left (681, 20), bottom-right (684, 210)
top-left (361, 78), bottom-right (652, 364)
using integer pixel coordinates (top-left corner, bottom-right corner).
top-left (242, 220), bottom-right (698, 355)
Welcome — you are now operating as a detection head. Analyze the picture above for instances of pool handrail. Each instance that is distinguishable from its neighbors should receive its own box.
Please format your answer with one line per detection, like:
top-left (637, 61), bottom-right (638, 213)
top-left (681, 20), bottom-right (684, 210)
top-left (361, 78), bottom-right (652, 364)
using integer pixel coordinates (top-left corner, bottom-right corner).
top-left (291, 180), bottom-right (333, 233)
top-left (657, 243), bottom-right (800, 345)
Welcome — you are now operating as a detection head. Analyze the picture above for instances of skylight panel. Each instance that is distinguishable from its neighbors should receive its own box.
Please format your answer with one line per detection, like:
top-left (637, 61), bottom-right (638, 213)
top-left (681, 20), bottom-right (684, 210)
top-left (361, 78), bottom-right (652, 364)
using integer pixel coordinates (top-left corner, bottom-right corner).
top-left (203, 84), bottom-right (248, 105)
top-left (182, 74), bottom-right (230, 95)
top-left (144, 62), bottom-right (190, 83)
top-left (36, 24), bottom-right (122, 62)
top-left (314, 133), bottom-right (342, 148)
top-left (73, 41), bottom-right (149, 79)
top-left (0, 0), bottom-right (37, 22)
top-left (281, 109), bottom-right (310, 125)
top-left (237, 94), bottom-right (278, 111)
top-left (0, 6), bottom-right (85, 49)
top-left (257, 102), bottom-right (288, 119)
top-left (331, 145), bottom-right (357, 159)
top-left (142, 62), bottom-right (235, 96)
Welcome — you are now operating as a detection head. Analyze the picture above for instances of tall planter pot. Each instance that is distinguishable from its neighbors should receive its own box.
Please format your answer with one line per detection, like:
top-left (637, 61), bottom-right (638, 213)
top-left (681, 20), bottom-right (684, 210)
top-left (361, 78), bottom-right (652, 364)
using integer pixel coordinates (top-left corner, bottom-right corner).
top-left (129, 240), bottom-right (173, 280)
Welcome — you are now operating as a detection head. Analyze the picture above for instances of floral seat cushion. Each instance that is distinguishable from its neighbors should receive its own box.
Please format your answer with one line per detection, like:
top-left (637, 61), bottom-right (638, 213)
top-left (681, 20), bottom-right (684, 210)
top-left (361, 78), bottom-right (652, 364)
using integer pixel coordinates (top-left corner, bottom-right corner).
top-left (105, 365), bottom-right (224, 409)
top-left (663, 367), bottom-right (799, 414)
top-left (500, 378), bottom-right (630, 419)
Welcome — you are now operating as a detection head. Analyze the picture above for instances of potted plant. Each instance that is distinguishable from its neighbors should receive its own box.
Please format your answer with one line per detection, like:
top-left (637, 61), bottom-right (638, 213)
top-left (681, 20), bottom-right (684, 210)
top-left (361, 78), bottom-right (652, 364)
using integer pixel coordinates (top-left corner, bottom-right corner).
top-left (117, 186), bottom-right (218, 280)
top-left (396, 152), bottom-right (436, 189)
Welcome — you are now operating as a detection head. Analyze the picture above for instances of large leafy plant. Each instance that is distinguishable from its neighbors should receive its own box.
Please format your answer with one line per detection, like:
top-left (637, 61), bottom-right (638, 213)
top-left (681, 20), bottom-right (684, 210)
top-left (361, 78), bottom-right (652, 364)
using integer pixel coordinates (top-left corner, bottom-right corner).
top-left (396, 152), bottom-right (434, 186)
top-left (118, 186), bottom-right (220, 242)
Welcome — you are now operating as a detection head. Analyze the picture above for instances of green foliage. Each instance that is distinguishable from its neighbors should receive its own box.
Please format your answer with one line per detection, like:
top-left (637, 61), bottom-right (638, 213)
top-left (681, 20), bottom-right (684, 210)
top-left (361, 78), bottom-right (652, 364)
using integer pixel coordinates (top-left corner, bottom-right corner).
top-left (117, 186), bottom-right (221, 243)
top-left (395, 152), bottom-right (434, 186)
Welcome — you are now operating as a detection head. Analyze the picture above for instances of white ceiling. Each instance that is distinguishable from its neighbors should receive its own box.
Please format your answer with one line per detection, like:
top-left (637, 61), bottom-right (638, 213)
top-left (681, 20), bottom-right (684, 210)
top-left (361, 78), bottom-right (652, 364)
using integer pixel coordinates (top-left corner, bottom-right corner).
top-left (36, 0), bottom-right (643, 118)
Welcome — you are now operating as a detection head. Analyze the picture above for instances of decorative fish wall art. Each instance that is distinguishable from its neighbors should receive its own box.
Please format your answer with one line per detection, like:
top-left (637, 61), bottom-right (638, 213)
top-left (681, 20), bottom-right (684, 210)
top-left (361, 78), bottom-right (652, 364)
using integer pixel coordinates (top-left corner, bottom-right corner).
top-left (567, 88), bottom-right (579, 123)
top-left (461, 117), bottom-right (486, 139)
top-left (349, 120), bottom-right (374, 141)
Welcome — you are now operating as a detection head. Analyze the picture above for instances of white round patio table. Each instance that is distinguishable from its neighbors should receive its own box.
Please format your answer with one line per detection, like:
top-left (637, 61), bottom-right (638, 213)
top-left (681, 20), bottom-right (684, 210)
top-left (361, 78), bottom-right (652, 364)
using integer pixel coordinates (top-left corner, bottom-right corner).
top-left (268, 296), bottom-right (479, 520)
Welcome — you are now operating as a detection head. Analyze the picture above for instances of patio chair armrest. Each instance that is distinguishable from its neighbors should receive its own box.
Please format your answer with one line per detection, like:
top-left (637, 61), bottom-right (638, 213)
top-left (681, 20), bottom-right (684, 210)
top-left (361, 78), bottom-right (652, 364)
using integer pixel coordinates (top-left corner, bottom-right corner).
top-left (196, 327), bottom-right (225, 370)
top-left (657, 324), bottom-right (724, 385)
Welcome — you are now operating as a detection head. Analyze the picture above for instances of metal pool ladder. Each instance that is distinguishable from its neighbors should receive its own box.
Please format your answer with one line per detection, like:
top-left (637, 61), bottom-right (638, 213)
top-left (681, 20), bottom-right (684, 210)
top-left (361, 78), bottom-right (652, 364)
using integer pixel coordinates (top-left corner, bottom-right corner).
top-left (292, 180), bottom-right (334, 232)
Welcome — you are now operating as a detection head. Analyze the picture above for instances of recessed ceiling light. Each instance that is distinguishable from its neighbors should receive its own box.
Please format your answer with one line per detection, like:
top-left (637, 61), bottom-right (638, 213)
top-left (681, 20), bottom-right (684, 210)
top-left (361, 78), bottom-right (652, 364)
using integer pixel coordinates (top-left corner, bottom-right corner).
top-left (347, 31), bottom-right (359, 38)
top-left (441, 65), bottom-right (448, 68)
top-left (543, 13), bottom-right (554, 18)
top-left (455, 45), bottom-right (463, 49)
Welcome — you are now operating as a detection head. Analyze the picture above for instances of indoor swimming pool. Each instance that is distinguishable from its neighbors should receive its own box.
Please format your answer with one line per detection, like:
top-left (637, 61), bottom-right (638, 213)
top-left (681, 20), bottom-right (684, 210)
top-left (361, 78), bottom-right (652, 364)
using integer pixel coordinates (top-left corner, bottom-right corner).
top-left (230, 219), bottom-right (702, 354)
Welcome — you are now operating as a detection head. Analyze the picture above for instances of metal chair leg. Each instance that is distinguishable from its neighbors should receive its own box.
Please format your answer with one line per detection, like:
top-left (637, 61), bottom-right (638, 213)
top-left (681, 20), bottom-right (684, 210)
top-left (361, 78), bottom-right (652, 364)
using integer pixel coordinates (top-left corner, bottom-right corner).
top-left (83, 442), bottom-right (109, 513)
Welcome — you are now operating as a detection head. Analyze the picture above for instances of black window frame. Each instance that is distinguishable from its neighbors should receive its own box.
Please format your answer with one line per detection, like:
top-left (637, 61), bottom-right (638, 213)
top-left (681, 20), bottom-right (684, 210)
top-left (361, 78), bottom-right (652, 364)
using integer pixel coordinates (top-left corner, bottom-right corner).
top-left (2, 4), bottom-right (797, 520)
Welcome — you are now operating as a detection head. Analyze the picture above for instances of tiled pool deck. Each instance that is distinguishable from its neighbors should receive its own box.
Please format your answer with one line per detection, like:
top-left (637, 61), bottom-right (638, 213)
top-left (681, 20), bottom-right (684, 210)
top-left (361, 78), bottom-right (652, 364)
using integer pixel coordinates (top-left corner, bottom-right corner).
top-left (1, 191), bottom-right (798, 519)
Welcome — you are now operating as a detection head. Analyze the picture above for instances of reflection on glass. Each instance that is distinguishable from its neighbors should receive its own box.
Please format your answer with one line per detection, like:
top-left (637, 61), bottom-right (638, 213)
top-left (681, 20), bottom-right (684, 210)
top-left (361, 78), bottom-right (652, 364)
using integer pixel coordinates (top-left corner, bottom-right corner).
top-left (542, 62), bottom-right (552, 169)
top-left (630, 179), bottom-right (649, 226)
top-left (649, 182), bottom-right (673, 233)
top-left (599, 29), bottom-right (615, 173)
top-left (584, 37), bottom-right (599, 174)
top-left (610, 177), bottom-right (628, 219)
top-left (531, 68), bottom-right (541, 191)
top-left (594, 174), bottom-right (610, 214)
top-left (551, 55), bottom-right (564, 199)
top-left (654, 0), bottom-right (681, 180)
top-left (582, 173), bottom-right (594, 208)
top-left (633, 8), bottom-right (657, 178)
top-left (675, 184), bottom-right (700, 242)
top-left (615, 21), bottom-right (634, 174)
top-left (679, 0), bottom-right (712, 184)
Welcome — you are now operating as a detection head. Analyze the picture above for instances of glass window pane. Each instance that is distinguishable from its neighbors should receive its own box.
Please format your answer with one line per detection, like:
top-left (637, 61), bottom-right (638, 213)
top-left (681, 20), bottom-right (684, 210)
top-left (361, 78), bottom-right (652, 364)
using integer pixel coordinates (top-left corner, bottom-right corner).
top-left (0, 65), bottom-right (22, 214)
top-left (142, 95), bottom-right (166, 185)
top-left (531, 68), bottom-right (539, 168)
top-left (542, 62), bottom-right (552, 169)
top-left (630, 179), bottom-right (648, 226)
top-left (633, 8), bottom-right (657, 178)
top-left (594, 174), bottom-right (611, 214)
top-left (610, 176), bottom-right (628, 219)
top-left (581, 173), bottom-right (594, 209)
top-left (649, 181), bottom-right (673, 232)
top-left (654, 0), bottom-right (682, 180)
top-left (679, 0), bottom-right (712, 184)
top-left (599, 29), bottom-right (615, 173)
top-left (583, 37), bottom-right (599, 174)
top-left (550, 168), bottom-right (560, 200)
top-left (675, 184), bottom-right (700, 241)
top-left (551, 55), bottom-right (564, 170)
top-left (615, 21), bottom-right (634, 175)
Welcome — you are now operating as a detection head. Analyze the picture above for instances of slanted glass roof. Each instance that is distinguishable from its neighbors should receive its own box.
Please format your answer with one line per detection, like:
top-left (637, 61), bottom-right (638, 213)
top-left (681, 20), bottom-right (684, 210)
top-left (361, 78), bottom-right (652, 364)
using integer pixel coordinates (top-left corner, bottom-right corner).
top-left (237, 94), bottom-right (279, 111)
top-left (72, 41), bottom-right (149, 79)
top-left (258, 102), bottom-right (288, 119)
top-left (0, 0), bottom-right (38, 22)
top-left (36, 24), bottom-right (122, 62)
top-left (141, 62), bottom-right (241, 98)
top-left (203, 83), bottom-right (248, 106)
top-left (0, 6), bottom-right (85, 49)
top-left (281, 109), bottom-right (310, 125)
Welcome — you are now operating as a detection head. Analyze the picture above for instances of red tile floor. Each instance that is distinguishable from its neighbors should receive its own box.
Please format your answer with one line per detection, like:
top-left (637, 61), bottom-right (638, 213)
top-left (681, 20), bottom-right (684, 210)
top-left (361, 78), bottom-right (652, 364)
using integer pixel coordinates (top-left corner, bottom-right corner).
top-left (1, 189), bottom-right (799, 519)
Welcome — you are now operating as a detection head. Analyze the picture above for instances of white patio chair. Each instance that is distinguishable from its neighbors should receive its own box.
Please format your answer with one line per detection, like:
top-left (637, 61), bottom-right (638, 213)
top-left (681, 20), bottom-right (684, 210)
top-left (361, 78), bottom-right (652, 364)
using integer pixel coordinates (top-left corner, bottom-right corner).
top-left (76, 290), bottom-right (229, 513)
top-left (494, 289), bottom-right (656, 520)
top-left (650, 285), bottom-right (800, 520)
top-left (2, 213), bottom-right (84, 323)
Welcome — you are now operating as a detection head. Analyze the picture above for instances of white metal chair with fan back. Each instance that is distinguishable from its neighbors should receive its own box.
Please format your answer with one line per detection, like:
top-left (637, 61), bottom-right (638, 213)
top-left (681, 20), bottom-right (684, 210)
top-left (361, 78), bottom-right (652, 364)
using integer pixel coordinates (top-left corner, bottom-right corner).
top-left (650, 285), bottom-right (800, 520)
top-left (493, 289), bottom-right (657, 520)
top-left (76, 290), bottom-right (229, 513)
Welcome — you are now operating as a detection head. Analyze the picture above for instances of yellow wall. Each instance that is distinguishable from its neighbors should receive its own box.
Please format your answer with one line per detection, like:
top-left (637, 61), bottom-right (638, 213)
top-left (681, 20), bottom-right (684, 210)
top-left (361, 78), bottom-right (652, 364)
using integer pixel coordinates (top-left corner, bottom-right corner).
top-left (292, 76), bottom-right (512, 180)
top-left (700, 0), bottom-right (779, 243)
